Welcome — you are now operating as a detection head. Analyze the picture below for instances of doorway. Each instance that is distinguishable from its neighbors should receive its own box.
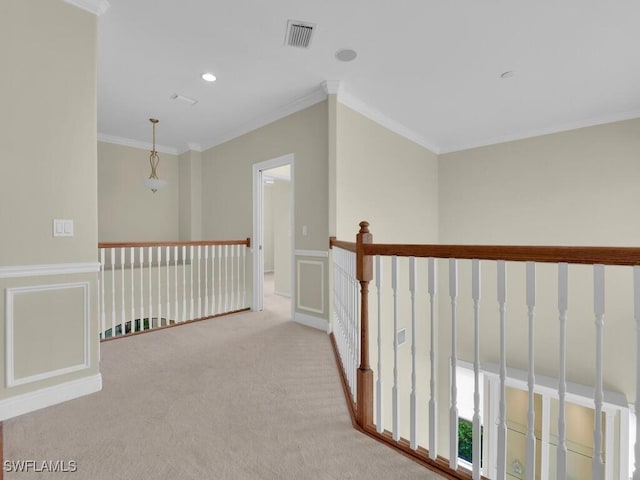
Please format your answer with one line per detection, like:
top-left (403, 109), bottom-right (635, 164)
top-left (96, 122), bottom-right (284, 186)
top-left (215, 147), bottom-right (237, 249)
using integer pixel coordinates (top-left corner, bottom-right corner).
top-left (252, 154), bottom-right (294, 317)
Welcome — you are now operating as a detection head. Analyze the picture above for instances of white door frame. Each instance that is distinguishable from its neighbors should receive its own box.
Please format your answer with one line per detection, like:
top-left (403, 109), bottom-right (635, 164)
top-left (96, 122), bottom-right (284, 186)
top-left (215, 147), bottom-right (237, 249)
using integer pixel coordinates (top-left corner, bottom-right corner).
top-left (252, 153), bottom-right (295, 318)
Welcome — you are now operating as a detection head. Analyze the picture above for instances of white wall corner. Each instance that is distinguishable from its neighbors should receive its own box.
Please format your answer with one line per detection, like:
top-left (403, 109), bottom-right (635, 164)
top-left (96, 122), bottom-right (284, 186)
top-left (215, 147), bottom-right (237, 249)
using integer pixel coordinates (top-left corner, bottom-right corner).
top-left (294, 312), bottom-right (329, 333)
top-left (322, 80), bottom-right (343, 96)
top-left (64, 0), bottom-right (111, 16)
top-left (0, 373), bottom-right (102, 421)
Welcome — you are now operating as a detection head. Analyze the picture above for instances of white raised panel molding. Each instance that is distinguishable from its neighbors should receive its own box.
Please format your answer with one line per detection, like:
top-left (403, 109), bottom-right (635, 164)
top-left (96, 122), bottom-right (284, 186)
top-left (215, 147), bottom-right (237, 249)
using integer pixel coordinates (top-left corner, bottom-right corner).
top-left (0, 262), bottom-right (100, 279)
top-left (297, 259), bottom-right (324, 314)
top-left (294, 249), bottom-right (328, 258)
top-left (294, 312), bottom-right (329, 333)
top-left (0, 373), bottom-right (102, 421)
top-left (64, 0), bottom-right (110, 16)
top-left (5, 282), bottom-right (91, 387)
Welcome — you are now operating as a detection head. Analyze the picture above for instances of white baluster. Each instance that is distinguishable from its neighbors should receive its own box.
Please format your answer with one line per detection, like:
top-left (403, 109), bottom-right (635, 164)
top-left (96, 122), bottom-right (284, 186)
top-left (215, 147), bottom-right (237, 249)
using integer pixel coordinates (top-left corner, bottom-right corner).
top-left (218, 245), bottom-right (222, 314)
top-left (204, 245), bottom-right (209, 316)
top-left (410, 257), bottom-right (418, 450)
top-left (148, 246), bottom-right (153, 329)
top-left (212, 245), bottom-right (217, 315)
top-left (197, 245), bottom-right (202, 318)
top-left (472, 259), bottom-right (481, 480)
top-left (633, 266), bottom-right (640, 480)
top-left (157, 246), bottom-right (162, 326)
top-left (428, 257), bottom-right (438, 460)
top-left (100, 249), bottom-right (105, 340)
top-left (242, 245), bottom-right (246, 308)
top-left (130, 248), bottom-right (136, 331)
top-left (236, 244), bottom-right (241, 310)
top-left (392, 256), bottom-right (399, 441)
top-left (497, 260), bottom-right (507, 480)
top-left (592, 264), bottom-right (605, 479)
top-left (189, 245), bottom-right (194, 320)
top-left (174, 246), bottom-right (179, 322)
top-left (182, 245), bottom-right (187, 322)
top-left (121, 249), bottom-right (126, 335)
top-left (224, 245), bottom-right (229, 312)
top-left (110, 248), bottom-right (116, 336)
top-left (376, 255), bottom-right (384, 433)
top-left (450, 258), bottom-right (459, 469)
top-left (557, 263), bottom-right (569, 480)
top-left (353, 250), bottom-right (357, 400)
top-left (230, 244), bottom-right (235, 311)
top-left (526, 261), bottom-right (536, 480)
top-left (139, 247), bottom-right (145, 331)
top-left (165, 246), bottom-right (171, 326)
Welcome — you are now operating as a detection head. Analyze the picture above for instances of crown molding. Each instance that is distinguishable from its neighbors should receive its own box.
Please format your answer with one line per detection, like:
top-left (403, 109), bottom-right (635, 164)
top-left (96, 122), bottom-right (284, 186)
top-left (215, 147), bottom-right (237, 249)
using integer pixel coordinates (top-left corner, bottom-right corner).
top-left (439, 109), bottom-right (640, 154)
top-left (322, 80), bottom-right (343, 95)
top-left (201, 87), bottom-right (327, 151)
top-left (64, 0), bottom-right (110, 16)
top-left (97, 133), bottom-right (179, 156)
top-left (336, 88), bottom-right (441, 154)
top-left (186, 142), bottom-right (202, 152)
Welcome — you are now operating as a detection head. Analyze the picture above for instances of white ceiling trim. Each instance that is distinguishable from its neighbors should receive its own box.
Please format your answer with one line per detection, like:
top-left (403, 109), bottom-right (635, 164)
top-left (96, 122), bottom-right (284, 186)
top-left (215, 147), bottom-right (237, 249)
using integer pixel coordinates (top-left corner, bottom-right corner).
top-left (439, 109), bottom-right (640, 154)
top-left (335, 88), bottom-right (441, 155)
top-left (200, 88), bottom-right (327, 151)
top-left (97, 133), bottom-right (179, 156)
top-left (186, 143), bottom-right (203, 153)
top-left (64, 0), bottom-right (110, 16)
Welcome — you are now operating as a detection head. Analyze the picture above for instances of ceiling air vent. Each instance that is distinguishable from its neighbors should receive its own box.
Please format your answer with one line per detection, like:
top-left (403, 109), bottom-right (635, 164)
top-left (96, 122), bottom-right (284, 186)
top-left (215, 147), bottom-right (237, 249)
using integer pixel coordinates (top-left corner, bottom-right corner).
top-left (285, 20), bottom-right (316, 49)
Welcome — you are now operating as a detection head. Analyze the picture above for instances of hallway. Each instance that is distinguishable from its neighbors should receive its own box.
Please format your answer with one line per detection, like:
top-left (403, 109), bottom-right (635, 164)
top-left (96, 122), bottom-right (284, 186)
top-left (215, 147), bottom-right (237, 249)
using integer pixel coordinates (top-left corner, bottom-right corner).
top-left (3, 281), bottom-right (444, 479)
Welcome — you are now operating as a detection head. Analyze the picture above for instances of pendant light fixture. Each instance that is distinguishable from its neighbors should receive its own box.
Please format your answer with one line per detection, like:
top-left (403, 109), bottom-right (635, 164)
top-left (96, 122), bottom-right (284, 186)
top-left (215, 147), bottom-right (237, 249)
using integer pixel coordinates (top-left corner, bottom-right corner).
top-left (143, 118), bottom-right (167, 193)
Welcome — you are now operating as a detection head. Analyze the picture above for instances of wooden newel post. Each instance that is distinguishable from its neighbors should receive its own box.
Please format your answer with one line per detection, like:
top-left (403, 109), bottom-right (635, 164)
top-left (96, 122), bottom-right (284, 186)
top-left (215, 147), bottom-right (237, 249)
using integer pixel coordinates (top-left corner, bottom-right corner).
top-left (356, 221), bottom-right (374, 428)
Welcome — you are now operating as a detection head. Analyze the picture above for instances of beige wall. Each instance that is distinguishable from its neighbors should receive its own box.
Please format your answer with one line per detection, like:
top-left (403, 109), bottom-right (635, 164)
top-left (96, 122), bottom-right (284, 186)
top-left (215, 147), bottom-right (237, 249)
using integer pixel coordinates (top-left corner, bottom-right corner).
top-left (439, 119), bottom-right (640, 246)
top-left (202, 101), bottom-right (329, 319)
top-left (0, 0), bottom-right (100, 407)
top-left (432, 119), bottom-right (640, 460)
top-left (178, 149), bottom-right (202, 241)
top-left (98, 142), bottom-right (180, 242)
top-left (335, 103), bottom-right (439, 243)
top-left (263, 186), bottom-right (275, 272)
top-left (272, 179), bottom-right (292, 296)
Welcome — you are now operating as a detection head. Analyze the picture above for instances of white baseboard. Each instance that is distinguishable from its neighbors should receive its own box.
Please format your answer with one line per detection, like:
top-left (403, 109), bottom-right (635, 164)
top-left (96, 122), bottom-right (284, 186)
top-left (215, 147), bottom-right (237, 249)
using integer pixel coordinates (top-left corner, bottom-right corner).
top-left (0, 373), bottom-right (102, 421)
top-left (274, 290), bottom-right (291, 298)
top-left (294, 312), bottom-right (329, 333)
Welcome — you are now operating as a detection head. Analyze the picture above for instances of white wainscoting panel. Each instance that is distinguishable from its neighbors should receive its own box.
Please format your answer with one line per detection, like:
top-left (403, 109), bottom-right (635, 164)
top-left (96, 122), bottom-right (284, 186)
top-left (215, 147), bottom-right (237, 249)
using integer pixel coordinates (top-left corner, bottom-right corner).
top-left (5, 282), bottom-right (91, 387)
top-left (296, 259), bottom-right (324, 314)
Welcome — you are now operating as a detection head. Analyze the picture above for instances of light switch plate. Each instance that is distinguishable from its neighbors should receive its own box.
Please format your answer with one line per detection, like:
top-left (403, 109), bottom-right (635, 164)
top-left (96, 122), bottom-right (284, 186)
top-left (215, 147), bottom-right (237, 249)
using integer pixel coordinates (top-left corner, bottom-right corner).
top-left (397, 328), bottom-right (406, 346)
top-left (53, 219), bottom-right (74, 237)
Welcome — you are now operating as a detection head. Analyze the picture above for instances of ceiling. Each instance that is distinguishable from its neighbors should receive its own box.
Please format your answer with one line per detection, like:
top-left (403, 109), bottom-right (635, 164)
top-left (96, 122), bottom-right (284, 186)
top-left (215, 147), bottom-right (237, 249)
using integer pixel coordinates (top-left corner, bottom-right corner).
top-left (97, 0), bottom-right (640, 155)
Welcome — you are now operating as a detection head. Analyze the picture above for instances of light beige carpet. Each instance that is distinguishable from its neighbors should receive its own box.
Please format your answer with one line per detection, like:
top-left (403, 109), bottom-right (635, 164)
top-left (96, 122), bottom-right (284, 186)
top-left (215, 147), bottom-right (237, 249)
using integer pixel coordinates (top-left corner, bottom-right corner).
top-left (4, 275), bottom-right (444, 479)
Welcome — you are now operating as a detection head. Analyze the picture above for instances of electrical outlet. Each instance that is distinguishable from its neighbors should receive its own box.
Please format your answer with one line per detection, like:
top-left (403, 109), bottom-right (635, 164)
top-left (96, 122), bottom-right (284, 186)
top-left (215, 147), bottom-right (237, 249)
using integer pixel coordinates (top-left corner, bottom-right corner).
top-left (397, 328), bottom-right (406, 346)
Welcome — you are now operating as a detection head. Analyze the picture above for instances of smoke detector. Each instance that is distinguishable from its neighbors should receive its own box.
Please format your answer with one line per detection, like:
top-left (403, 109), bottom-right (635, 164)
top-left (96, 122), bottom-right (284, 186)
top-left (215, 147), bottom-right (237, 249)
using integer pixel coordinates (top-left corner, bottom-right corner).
top-left (284, 20), bottom-right (316, 49)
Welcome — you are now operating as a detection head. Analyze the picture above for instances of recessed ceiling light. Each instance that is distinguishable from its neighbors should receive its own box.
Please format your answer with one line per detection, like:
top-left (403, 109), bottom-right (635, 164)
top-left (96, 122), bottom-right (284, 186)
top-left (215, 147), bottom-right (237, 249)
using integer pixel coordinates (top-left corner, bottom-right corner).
top-left (335, 49), bottom-right (357, 62)
top-left (201, 73), bottom-right (217, 82)
top-left (500, 71), bottom-right (515, 79)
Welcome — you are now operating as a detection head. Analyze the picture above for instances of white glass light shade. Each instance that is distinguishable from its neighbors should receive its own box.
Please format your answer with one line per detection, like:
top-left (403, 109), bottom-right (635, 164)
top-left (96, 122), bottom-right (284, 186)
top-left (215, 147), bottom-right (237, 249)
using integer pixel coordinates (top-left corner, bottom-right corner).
top-left (143, 178), bottom-right (168, 191)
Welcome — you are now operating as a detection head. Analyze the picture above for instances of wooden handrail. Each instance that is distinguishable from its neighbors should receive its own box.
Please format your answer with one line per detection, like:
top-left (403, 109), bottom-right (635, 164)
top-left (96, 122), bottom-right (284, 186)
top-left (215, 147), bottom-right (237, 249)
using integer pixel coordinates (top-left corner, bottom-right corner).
top-left (360, 243), bottom-right (640, 266)
top-left (329, 236), bottom-right (356, 252)
top-left (99, 238), bottom-right (251, 249)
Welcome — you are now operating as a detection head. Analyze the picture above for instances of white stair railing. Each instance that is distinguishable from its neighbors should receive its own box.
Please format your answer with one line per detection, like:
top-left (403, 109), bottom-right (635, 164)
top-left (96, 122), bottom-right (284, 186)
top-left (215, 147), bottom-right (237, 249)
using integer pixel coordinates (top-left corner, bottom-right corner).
top-left (98, 239), bottom-right (250, 340)
top-left (330, 224), bottom-right (640, 480)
